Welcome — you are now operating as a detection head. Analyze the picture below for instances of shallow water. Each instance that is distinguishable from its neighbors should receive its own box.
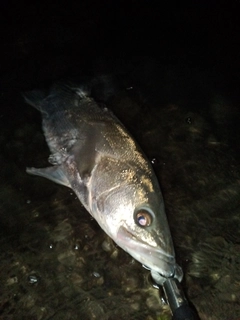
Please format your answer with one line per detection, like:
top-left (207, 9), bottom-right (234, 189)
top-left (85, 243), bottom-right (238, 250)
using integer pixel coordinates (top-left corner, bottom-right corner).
top-left (1, 2), bottom-right (240, 319)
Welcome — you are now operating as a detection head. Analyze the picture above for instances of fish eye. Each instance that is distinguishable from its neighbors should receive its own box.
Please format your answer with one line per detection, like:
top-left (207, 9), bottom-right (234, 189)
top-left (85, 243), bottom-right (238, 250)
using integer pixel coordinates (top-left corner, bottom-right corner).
top-left (135, 209), bottom-right (152, 227)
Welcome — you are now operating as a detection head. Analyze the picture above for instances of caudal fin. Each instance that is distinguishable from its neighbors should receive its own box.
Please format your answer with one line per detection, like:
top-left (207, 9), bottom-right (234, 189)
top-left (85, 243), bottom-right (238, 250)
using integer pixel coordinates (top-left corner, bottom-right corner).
top-left (23, 89), bottom-right (47, 112)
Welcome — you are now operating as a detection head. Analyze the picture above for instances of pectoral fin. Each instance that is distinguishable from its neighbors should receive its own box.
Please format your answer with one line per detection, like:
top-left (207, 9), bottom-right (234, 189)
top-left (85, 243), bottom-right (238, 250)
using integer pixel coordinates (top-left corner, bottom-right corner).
top-left (26, 166), bottom-right (71, 188)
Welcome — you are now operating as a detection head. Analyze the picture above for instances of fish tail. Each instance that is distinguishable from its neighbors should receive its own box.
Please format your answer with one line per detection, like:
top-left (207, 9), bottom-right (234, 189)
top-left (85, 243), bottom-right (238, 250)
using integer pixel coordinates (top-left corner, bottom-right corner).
top-left (23, 81), bottom-right (89, 114)
top-left (23, 89), bottom-right (47, 112)
top-left (23, 75), bottom-right (118, 113)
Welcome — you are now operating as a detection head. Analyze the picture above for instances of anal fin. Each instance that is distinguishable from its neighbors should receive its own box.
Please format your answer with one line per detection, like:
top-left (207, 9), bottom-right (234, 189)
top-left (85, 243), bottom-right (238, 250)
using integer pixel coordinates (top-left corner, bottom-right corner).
top-left (26, 166), bottom-right (71, 188)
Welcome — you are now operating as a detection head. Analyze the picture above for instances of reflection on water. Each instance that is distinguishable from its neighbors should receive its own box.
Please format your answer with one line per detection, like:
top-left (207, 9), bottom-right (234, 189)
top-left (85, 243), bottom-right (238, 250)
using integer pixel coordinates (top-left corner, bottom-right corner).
top-left (1, 58), bottom-right (240, 319)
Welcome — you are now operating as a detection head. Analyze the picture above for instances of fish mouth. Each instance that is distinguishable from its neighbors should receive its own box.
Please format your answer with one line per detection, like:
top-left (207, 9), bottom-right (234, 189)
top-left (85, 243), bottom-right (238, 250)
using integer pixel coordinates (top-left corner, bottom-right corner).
top-left (116, 226), bottom-right (176, 278)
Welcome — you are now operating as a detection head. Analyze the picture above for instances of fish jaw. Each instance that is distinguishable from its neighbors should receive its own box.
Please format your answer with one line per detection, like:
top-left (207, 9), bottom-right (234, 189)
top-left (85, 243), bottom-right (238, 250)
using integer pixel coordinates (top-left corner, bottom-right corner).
top-left (116, 225), bottom-right (179, 279)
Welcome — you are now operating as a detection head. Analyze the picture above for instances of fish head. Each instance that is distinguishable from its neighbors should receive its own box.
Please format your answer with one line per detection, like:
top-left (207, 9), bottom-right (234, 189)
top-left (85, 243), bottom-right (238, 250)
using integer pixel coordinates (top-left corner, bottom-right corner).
top-left (94, 176), bottom-right (182, 280)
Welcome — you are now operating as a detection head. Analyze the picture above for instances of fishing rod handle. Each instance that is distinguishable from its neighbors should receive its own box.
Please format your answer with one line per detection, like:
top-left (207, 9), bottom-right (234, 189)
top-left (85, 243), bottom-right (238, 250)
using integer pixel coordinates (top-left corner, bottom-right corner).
top-left (163, 278), bottom-right (199, 320)
top-left (172, 303), bottom-right (199, 320)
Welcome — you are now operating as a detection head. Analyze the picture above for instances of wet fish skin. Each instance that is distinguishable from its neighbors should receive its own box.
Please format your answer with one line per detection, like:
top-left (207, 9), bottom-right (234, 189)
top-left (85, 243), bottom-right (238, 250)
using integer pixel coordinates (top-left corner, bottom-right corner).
top-left (24, 81), bottom-right (182, 280)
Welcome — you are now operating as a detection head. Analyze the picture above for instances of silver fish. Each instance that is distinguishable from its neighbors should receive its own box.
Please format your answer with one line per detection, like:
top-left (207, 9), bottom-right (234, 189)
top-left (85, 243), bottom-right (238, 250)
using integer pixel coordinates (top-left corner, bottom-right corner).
top-left (24, 81), bottom-right (182, 280)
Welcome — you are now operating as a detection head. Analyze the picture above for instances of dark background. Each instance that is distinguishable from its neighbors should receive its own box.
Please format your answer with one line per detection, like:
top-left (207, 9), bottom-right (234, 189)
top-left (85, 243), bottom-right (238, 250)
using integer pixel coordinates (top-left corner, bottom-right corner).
top-left (1, 0), bottom-right (240, 91)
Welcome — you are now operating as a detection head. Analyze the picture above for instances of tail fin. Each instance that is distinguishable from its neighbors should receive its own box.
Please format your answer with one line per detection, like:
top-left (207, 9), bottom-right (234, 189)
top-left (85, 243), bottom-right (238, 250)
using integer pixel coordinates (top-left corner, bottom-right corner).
top-left (23, 89), bottom-right (47, 111)
top-left (23, 81), bottom-right (89, 114)
top-left (23, 75), bottom-right (119, 112)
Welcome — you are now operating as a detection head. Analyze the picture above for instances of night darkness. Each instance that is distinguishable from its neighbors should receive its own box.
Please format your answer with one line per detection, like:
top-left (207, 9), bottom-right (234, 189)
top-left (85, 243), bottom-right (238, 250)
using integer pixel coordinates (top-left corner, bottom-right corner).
top-left (1, 1), bottom-right (240, 88)
top-left (1, 1), bottom-right (240, 319)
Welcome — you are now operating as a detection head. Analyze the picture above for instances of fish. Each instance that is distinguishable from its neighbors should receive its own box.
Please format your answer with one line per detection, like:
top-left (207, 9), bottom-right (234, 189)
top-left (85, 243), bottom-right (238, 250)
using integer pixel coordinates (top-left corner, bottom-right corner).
top-left (24, 81), bottom-right (182, 280)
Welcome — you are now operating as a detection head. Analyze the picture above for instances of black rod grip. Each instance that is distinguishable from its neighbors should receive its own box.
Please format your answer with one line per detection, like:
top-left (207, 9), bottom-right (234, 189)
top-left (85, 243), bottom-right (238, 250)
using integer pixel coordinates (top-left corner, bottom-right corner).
top-left (162, 278), bottom-right (200, 320)
top-left (172, 303), bottom-right (199, 320)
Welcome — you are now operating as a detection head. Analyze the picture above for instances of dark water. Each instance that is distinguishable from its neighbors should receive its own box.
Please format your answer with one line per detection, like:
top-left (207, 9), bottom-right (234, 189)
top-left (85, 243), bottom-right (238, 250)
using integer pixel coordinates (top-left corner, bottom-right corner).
top-left (1, 2), bottom-right (240, 319)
